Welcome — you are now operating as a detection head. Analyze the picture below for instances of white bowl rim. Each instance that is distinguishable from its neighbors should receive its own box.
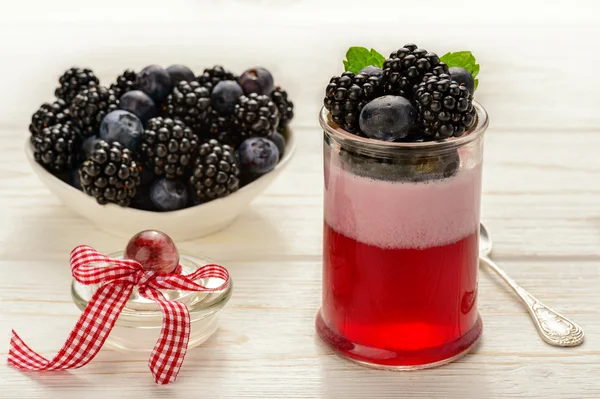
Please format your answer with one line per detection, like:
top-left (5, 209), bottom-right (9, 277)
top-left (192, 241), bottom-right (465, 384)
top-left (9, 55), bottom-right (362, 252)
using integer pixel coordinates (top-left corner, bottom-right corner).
top-left (26, 128), bottom-right (297, 216)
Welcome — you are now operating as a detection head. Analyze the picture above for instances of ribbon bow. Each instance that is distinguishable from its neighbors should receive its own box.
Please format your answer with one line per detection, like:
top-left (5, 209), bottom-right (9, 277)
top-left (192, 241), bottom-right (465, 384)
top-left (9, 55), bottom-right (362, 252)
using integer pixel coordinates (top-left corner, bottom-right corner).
top-left (8, 245), bottom-right (229, 385)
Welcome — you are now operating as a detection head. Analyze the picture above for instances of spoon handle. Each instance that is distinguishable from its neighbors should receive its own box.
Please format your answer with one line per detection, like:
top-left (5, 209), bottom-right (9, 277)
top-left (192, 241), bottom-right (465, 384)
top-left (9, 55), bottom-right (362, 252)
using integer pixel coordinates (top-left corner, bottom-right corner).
top-left (480, 255), bottom-right (584, 347)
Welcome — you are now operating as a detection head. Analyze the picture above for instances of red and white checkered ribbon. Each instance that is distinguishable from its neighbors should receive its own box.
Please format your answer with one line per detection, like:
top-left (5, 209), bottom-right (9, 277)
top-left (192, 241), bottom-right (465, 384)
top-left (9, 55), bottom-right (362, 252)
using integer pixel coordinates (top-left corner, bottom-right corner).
top-left (8, 245), bottom-right (229, 385)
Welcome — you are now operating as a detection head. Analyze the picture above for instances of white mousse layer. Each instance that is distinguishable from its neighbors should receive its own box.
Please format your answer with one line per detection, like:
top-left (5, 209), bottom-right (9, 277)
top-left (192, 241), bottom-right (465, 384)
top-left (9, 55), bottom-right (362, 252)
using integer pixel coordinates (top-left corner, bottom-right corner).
top-left (324, 151), bottom-right (482, 249)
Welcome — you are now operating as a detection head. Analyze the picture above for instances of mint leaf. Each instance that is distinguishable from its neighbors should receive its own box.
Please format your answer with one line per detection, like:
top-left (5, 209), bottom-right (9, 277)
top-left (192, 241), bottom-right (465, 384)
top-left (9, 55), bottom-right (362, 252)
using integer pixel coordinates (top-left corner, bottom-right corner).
top-left (343, 47), bottom-right (385, 74)
top-left (440, 51), bottom-right (480, 90)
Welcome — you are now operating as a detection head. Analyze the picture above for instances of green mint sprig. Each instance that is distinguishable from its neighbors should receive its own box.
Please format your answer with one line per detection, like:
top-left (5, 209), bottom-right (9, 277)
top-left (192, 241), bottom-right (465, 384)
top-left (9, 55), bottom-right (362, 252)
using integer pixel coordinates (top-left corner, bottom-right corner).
top-left (342, 47), bottom-right (385, 74)
top-left (440, 51), bottom-right (480, 90)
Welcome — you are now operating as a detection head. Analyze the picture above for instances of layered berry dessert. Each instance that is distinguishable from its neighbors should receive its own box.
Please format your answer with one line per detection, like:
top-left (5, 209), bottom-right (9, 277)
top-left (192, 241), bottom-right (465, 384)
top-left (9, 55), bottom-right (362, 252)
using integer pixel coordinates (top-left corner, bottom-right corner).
top-left (29, 65), bottom-right (293, 211)
top-left (317, 45), bottom-right (487, 367)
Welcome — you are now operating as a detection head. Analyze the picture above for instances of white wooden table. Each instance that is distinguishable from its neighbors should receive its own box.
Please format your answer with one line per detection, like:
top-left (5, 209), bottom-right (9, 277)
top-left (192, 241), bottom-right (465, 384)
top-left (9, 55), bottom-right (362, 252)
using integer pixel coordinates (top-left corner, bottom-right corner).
top-left (1, 1), bottom-right (599, 397)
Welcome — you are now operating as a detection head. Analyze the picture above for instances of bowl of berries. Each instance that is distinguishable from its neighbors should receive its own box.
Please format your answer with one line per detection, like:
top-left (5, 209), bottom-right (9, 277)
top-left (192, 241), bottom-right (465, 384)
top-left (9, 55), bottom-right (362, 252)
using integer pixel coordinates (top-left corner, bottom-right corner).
top-left (26, 64), bottom-right (295, 240)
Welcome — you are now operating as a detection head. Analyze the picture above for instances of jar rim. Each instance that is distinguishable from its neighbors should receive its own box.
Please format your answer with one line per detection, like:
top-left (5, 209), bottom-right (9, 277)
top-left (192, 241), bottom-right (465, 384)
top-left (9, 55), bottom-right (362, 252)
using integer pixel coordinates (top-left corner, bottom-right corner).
top-left (319, 100), bottom-right (488, 153)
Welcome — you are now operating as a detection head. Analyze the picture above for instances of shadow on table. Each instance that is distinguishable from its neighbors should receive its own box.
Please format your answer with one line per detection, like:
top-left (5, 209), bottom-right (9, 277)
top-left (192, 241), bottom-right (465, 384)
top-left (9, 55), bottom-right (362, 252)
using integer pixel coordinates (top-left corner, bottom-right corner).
top-left (317, 338), bottom-right (492, 399)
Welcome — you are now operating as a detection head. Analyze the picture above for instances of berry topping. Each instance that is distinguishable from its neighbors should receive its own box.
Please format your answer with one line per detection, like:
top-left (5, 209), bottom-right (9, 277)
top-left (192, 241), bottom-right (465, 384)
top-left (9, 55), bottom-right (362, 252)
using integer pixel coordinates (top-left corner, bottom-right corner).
top-left (99, 110), bottom-right (144, 151)
top-left (359, 96), bottom-right (418, 141)
top-left (55, 67), bottom-right (99, 103)
top-left (448, 67), bottom-right (475, 96)
top-left (239, 67), bottom-right (275, 95)
top-left (323, 71), bottom-right (381, 133)
top-left (238, 137), bottom-right (279, 179)
top-left (125, 230), bottom-right (179, 274)
top-left (189, 139), bottom-right (240, 202)
top-left (382, 44), bottom-right (448, 98)
top-left (136, 65), bottom-right (172, 103)
top-left (150, 178), bottom-right (189, 212)
top-left (211, 80), bottom-right (244, 115)
top-left (119, 90), bottom-right (156, 124)
top-left (358, 65), bottom-right (383, 78)
top-left (413, 73), bottom-right (476, 139)
top-left (70, 86), bottom-right (119, 138)
top-left (166, 65), bottom-right (195, 85)
top-left (79, 140), bottom-right (141, 206)
top-left (141, 117), bottom-right (198, 179)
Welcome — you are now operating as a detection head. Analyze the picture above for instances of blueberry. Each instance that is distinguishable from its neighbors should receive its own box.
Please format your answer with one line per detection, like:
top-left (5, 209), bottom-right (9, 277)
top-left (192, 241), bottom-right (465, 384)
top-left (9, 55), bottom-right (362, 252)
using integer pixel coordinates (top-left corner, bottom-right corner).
top-left (239, 67), bottom-right (274, 95)
top-left (68, 167), bottom-right (82, 191)
top-left (136, 65), bottom-right (172, 103)
top-left (268, 132), bottom-right (286, 160)
top-left (358, 65), bottom-right (383, 78)
top-left (448, 67), bottom-right (475, 95)
top-left (80, 136), bottom-right (102, 160)
top-left (211, 80), bottom-right (244, 115)
top-left (166, 65), bottom-right (195, 85)
top-left (359, 96), bottom-right (418, 141)
top-left (99, 110), bottom-right (144, 151)
top-left (119, 90), bottom-right (156, 124)
top-left (150, 178), bottom-right (189, 212)
top-left (238, 137), bottom-right (279, 178)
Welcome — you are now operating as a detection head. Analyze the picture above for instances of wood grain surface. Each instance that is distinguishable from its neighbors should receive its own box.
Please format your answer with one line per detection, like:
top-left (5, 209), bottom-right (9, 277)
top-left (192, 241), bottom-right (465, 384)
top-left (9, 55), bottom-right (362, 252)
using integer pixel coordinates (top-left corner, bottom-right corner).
top-left (1, 1), bottom-right (599, 398)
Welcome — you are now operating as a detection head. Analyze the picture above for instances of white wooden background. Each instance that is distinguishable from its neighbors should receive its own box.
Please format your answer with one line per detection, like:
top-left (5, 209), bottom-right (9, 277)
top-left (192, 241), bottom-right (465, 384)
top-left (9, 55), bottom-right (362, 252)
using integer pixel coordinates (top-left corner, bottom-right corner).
top-left (1, 1), bottom-right (599, 398)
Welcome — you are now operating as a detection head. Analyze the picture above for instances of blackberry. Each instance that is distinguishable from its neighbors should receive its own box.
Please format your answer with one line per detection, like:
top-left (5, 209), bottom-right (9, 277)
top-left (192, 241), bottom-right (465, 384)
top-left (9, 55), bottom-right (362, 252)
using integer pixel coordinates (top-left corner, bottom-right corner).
top-left (70, 86), bottom-right (119, 137)
top-left (189, 139), bottom-right (240, 202)
top-left (29, 99), bottom-right (70, 135)
top-left (164, 80), bottom-right (211, 133)
top-left (110, 69), bottom-right (137, 97)
top-left (31, 122), bottom-right (80, 173)
top-left (54, 67), bottom-right (99, 104)
top-left (79, 140), bottom-right (141, 206)
top-left (203, 109), bottom-right (236, 145)
top-left (196, 65), bottom-right (237, 92)
top-left (382, 44), bottom-right (448, 97)
top-left (271, 86), bottom-right (294, 132)
top-left (230, 93), bottom-right (279, 146)
top-left (141, 117), bottom-right (198, 179)
top-left (323, 71), bottom-right (380, 133)
top-left (413, 73), bottom-right (476, 139)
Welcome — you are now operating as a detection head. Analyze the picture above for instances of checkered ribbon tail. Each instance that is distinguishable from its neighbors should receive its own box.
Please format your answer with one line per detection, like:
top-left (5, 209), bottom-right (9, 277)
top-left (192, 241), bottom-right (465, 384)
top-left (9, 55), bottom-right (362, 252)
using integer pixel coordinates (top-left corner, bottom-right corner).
top-left (7, 245), bottom-right (229, 385)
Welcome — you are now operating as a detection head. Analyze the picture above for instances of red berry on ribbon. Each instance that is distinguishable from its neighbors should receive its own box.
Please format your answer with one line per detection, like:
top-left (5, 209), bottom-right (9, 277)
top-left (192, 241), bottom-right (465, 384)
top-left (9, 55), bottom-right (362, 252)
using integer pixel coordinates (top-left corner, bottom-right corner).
top-left (125, 230), bottom-right (179, 274)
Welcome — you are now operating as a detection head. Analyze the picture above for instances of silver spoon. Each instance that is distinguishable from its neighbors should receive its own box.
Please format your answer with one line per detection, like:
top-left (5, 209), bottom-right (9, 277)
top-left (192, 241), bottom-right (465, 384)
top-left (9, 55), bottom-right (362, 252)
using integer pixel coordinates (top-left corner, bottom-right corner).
top-left (479, 224), bottom-right (584, 347)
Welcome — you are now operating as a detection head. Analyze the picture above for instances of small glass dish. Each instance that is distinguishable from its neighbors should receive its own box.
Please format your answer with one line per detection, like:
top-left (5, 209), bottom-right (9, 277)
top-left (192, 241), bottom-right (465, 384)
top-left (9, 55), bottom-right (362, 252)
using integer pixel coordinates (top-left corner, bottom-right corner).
top-left (71, 252), bottom-right (232, 352)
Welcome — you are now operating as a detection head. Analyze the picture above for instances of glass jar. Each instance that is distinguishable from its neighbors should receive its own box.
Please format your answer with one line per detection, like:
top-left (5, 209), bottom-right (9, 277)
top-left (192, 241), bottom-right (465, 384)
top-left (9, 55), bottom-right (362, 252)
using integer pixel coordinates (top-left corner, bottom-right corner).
top-left (316, 102), bottom-right (488, 369)
top-left (72, 253), bottom-right (232, 352)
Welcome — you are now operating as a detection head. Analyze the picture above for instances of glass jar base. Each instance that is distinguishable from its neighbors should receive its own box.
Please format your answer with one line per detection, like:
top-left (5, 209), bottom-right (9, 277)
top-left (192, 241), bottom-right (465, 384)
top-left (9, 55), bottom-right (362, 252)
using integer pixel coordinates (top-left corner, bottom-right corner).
top-left (104, 314), bottom-right (221, 353)
top-left (315, 311), bottom-right (482, 370)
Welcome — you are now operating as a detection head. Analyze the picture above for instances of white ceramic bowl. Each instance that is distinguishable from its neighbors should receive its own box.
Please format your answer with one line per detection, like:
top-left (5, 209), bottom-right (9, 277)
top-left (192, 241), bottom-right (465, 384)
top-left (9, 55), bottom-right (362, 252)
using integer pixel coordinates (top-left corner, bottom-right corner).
top-left (26, 130), bottom-right (296, 241)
